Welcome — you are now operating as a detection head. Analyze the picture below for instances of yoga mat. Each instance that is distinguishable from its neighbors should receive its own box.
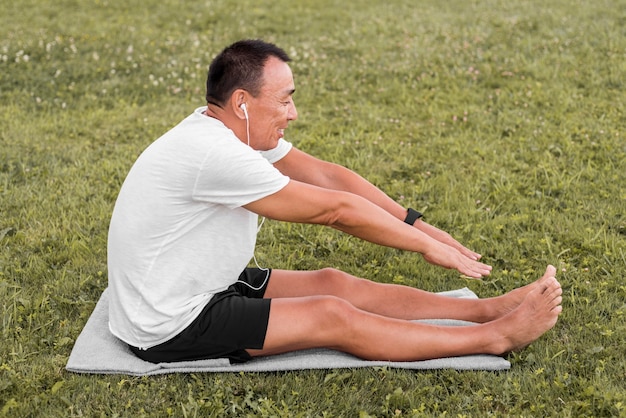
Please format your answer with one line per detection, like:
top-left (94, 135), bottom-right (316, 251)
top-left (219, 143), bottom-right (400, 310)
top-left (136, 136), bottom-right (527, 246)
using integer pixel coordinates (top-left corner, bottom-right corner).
top-left (66, 287), bottom-right (510, 375)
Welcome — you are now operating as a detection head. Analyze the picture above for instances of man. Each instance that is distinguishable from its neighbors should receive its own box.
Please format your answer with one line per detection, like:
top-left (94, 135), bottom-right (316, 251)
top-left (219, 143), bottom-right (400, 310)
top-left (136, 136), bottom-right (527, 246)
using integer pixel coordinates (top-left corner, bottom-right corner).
top-left (108, 39), bottom-right (562, 364)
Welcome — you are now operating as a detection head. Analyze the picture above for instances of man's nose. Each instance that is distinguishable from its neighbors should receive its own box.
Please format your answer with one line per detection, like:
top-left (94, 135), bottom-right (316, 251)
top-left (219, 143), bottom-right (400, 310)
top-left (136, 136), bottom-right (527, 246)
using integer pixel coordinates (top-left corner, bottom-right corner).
top-left (288, 102), bottom-right (298, 121)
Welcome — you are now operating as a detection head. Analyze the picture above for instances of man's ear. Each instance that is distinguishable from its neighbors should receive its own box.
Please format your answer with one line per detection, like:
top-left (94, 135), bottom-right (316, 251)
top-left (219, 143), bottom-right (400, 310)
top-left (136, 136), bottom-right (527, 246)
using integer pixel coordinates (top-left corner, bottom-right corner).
top-left (229, 89), bottom-right (248, 119)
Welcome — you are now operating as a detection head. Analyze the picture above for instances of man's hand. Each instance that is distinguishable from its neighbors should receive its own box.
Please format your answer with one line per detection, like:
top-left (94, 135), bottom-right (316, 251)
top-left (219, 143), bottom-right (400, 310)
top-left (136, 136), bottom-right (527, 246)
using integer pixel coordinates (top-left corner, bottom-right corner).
top-left (422, 242), bottom-right (492, 279)
top-left (414, 220), bottom-right (483, 260)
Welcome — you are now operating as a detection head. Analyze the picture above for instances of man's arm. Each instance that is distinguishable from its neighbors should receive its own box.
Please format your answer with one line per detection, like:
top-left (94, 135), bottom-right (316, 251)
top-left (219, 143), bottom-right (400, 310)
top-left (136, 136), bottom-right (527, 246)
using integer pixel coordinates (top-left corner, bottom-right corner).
top-left (273, 147), bottom-right (484, 261)
top-left (244, 180), bottom-right (492, 278)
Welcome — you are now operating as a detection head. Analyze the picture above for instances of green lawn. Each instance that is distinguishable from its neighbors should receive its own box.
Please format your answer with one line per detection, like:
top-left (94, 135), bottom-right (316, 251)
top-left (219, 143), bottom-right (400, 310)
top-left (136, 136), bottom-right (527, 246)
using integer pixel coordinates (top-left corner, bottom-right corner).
top-left (1, 0), bottom-right (625, 416)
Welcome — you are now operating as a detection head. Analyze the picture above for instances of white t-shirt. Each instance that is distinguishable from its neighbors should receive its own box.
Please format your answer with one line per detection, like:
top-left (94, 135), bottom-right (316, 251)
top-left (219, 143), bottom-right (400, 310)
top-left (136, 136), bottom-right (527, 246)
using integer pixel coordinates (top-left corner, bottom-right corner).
top-left (107, 107), bottom-right (291, 349)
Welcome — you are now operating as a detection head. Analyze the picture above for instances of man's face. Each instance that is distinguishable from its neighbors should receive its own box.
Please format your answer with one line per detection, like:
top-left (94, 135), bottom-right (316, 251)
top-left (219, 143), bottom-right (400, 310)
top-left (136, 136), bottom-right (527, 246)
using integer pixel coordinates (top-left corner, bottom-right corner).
top-left (246, 57), bottom-right (298, 151)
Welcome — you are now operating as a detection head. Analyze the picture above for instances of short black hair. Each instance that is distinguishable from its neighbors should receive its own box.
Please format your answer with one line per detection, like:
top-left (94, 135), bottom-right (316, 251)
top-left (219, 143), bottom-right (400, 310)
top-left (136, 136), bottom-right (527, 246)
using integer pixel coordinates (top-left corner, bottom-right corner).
top-left (205, 39), bottom-right (291, 107)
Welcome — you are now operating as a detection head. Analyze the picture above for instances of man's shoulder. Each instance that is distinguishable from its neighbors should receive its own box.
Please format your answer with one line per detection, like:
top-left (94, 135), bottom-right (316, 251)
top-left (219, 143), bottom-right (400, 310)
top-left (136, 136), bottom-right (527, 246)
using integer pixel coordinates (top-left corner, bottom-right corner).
top-left (259, 139), bottom-right (293, 164)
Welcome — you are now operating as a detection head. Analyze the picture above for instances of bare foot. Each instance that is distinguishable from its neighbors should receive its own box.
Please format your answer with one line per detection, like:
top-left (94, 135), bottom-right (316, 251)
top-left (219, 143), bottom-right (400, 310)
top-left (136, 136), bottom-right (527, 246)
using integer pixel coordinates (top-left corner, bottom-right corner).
top-left (489, 276), bottom-right (563, 354)
top-left (484, 265), bottom-right (558, 321)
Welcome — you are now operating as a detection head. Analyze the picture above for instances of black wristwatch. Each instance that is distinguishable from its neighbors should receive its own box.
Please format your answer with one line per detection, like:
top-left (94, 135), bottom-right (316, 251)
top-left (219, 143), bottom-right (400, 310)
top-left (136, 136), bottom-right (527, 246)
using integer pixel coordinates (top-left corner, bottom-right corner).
top-left (403, 208), bottom-right (423, 225)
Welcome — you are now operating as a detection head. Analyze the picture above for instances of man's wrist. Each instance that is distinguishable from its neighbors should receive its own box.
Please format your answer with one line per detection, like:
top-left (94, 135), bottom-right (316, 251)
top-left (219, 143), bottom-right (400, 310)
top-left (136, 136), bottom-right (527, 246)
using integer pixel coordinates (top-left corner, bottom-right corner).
top-left (403, 208), bottom-right (423, 225)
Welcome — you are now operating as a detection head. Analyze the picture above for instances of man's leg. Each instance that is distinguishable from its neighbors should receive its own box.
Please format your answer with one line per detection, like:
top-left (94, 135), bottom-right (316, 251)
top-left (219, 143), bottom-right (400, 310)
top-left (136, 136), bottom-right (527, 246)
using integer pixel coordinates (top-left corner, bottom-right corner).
top-left (248, 273), bottom-right (562, 361)
top-left (264, 265), bottom-right (559, 324)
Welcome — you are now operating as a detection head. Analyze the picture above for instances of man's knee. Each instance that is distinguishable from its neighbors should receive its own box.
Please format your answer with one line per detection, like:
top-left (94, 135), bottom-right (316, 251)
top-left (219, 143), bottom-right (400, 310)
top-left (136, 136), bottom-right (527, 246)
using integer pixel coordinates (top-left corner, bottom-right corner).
top-left (318, 267), bottom-right (372, 298)
top-left (307, 296), bottom-right (372, 347)
top-left (310, 295), bottom-right (358, 329)
top-left (315, 267), bottom-right (366, 290)
top-left (316, 267), bottom-right (345, 281)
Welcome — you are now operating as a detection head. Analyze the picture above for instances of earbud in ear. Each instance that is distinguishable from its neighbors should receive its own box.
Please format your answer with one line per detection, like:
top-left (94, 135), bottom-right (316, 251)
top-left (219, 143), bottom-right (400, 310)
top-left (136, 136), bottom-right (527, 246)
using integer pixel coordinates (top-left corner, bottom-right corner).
top-left (240, 103), bottom-right (249, 120)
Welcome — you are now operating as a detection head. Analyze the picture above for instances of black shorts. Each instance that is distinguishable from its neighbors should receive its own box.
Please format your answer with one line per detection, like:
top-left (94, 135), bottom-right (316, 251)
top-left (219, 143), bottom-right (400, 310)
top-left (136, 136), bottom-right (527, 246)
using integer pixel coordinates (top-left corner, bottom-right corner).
top-left (129, 268), bottom-right (272, 364)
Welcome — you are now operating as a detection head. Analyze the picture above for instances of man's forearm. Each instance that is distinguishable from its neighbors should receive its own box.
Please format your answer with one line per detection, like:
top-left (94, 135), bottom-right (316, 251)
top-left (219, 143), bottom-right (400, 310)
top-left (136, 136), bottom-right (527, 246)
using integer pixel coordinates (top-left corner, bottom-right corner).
top-left (328, 192), bottom-right (440, 255)
top-left (331, 165), bottom-right (484, 261)
top-left (327, 193), bottom-right (490, 278)
top-left (323, 163), bottom-right (410, 220)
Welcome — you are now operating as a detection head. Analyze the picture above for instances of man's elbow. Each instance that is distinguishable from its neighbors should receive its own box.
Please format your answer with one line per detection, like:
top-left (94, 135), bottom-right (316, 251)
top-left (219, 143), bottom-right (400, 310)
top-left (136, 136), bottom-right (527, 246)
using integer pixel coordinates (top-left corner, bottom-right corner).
top-left (322, 193), bottom-right (363, 229)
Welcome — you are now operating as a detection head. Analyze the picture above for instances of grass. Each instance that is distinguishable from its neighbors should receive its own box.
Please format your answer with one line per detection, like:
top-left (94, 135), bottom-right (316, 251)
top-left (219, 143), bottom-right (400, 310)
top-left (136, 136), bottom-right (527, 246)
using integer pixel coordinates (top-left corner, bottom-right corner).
top-left (1, 0), bottom-right (625, 416)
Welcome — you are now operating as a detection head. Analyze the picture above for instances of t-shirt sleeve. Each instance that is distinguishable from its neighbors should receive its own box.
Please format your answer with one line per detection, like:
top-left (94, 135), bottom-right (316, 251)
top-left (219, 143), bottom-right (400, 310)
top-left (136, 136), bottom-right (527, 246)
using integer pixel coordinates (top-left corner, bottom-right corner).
top-left (192, 141), bottom-right (289, 209)
top-left (258, 139), bottom-right (293, 163)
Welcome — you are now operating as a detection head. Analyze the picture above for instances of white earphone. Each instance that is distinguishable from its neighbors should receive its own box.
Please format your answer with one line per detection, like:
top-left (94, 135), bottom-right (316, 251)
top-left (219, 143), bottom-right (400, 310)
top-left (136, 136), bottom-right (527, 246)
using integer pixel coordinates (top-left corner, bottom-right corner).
top-left (240, 103), bottom-right (250, 146)
top-left (240, 103), bottom-right (248, 120)
top-left (234, 102), bottom-right (270, 289)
